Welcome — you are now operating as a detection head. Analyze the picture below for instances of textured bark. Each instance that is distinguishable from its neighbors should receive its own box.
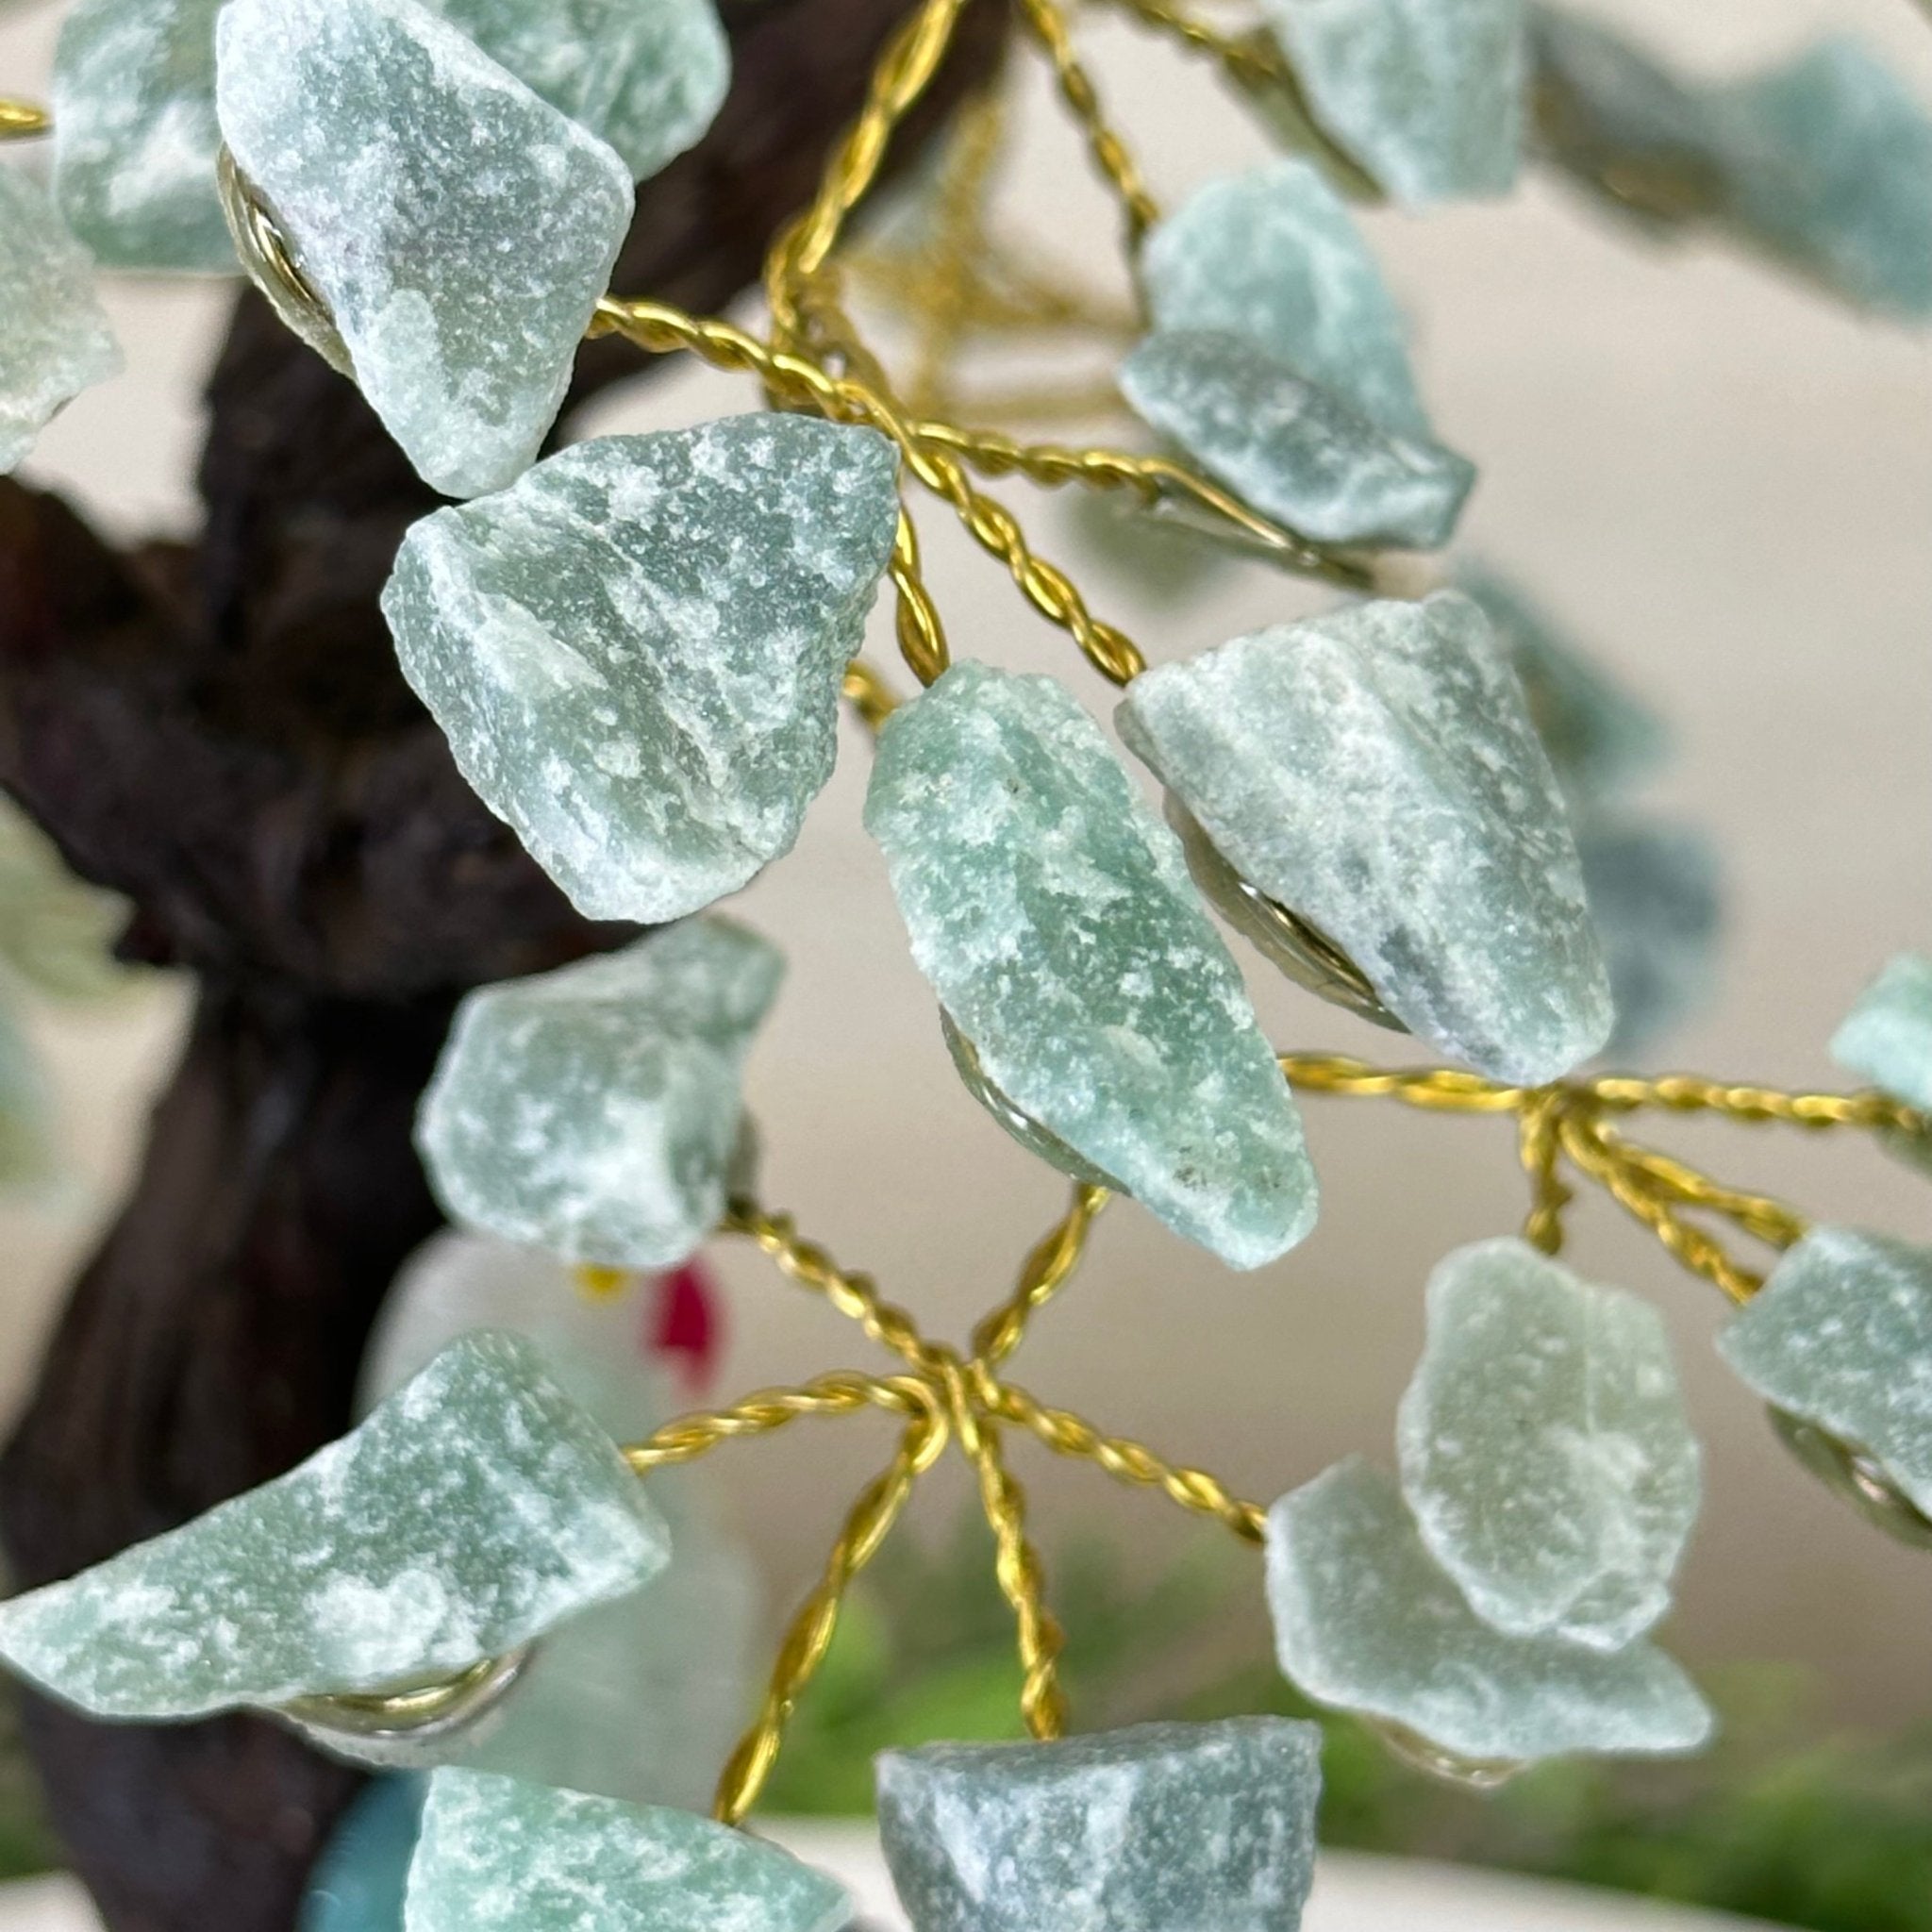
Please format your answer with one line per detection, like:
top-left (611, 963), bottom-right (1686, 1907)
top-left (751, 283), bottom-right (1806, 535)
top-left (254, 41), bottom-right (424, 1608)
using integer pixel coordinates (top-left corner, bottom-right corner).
top-left (0, 1), bottom-right (1004, 1924)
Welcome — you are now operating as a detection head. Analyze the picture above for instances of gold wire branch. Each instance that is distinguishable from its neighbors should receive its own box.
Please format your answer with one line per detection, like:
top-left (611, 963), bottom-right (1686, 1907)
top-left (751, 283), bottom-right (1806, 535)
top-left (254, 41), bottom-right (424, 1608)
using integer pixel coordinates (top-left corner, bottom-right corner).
top-left (0, 100), bottom-right (50, 141)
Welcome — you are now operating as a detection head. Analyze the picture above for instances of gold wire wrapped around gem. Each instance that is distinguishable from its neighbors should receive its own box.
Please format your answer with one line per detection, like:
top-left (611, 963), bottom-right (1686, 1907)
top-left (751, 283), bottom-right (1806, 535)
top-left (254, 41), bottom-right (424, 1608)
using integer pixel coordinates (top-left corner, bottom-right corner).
top-left (216, 144), bottom-right (355, 378)
top-left (1768, 1409), bottom-right (1932, 1553)
top-left (0, 101), bottom-right (51, 142)
top-left (279, 1645), bottom-right (535, 1746)
top-left (1371, 1717), bottom-right (1525, 1791)
top-left (1162, 796), bottom-right (1405, 1032)
top-left (941, 1009), bottom-right (1127, 1193)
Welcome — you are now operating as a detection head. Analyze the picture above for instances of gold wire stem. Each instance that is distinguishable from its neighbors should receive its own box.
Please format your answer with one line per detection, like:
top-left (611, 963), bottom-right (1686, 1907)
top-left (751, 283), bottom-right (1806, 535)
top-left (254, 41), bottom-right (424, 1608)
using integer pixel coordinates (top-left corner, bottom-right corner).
top-left (889, 507), bottom-right (951, 684)
top-left (0, 100), bottom-right (50, 141)
top-left (843, 657), bottom-right (905, 731)
top-left (1588, 1073), bottom-right (1926, 1137)
top-left (1011, 0), bottom-right (1160, 246)
top-left (990, 1378), bottom-right (1268, 1543)
top-left (621, 1372), bottom-right (934, 1474)
top-left (1279, 1052), bottom-right (1532, 1115)
top-left (1517, 1087), bottom-right (1572, 1256)
top-left (711, 1399), bottom-right (947, 1824)
top-left (972, 1184), bottom-right (1109, 1370)
top-left (1602, 1135), bottom-right (1809, 1251)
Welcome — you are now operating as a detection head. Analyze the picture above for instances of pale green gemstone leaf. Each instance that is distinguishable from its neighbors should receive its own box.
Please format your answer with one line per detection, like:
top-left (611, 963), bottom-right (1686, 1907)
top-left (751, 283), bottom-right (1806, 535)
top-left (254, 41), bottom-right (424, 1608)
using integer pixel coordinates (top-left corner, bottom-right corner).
top-left (1117, 593), bottom-right (1612, 1084)
top-left (417, 919), bottom-right (781, 1270)
top-left (1579, 817), bottom-right (1720, 1058)
top-left (1266, 1459), bottom-right (1713, 1764)
top-left (0, 1332), bottom-right (670, 1719)
top-left (1832, 954), bottom-right (1932, 1115)
top-left (1717, 38), bottom-right (1932, 322)
top-left (358, 1230), bottom-right (758, 1810)
top-left (1119, 330), bottom-right (1474, 550)
top-left (1720, 1225), bottom-right (1932, 1517)
top-left (875, 1719), bottom-right (1323, 1932)
top-left (50, 0), bottom-right (234, 272)
top-left (1396, 1237), bottom-right (1700, 1652)
top-left (1141, 158), bottom-right (1428, 438)
top-left (0, 166), bottom-right (123, 473)
top-left (1258, 0), bottom-right (1527, 204)
top-left (404, 1768), bottom-right (851, 1932)
top-left (384, 420), bottom-right (899, 922)
top-left (215, 0), bottom-right (635, 498)
top-left (864, 660), bottom-right (1318, 1271)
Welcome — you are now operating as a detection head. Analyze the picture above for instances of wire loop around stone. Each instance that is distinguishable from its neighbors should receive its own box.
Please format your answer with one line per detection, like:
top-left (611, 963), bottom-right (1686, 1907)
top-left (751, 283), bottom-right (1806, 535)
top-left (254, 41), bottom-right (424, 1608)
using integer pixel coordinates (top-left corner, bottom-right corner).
top-left (1769, 1408), bottom-right (1932, 1553)
top-left (216, 144), bottom-right (355, 378)
top-left (277, 1644), bottom-right (536, 1744)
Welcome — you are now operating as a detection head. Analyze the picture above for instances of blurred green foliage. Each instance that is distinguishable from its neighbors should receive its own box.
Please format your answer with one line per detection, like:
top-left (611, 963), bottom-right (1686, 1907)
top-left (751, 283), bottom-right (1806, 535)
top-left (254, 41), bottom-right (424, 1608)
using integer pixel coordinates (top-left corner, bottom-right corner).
top-left (764, 1516), bottom-right (1932, 1932)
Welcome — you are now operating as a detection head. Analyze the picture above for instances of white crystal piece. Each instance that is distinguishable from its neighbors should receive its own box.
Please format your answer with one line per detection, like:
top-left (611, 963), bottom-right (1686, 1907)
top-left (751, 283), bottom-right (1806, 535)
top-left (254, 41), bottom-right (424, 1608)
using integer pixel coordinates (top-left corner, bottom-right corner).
top-left (1266, 1459), bottom-right (1714, 1766)
top-left (1397, 1237), bottom-right (1700, 1652)
top-left (215, 0), bottom-right (635, 498)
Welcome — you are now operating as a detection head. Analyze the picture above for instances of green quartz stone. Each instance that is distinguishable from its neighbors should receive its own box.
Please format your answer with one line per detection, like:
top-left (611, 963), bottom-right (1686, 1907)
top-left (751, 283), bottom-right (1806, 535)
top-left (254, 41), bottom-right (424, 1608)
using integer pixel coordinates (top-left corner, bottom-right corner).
top-left (1259, 0), bottom-right (1527, 204)
top-left (0, 165), bottom-right (123, 474)
top-left (417, 920), bottom-right (781, 1270)
top-left (1832, 954), bottom-right (1932, 1113)
top-left (1720, 1226), bottom-right (1932, 1519)
top-left (1117, 593), bottom-right (1613, 1084)
top-left (1140, 158), bottom-right (1429, 438)
top-left (301, 1776), bottom-right (425, 1932)
top-left (0, 1332), bottom-right (670, 1720)
top-left (1457, 564), bottom-right (1670, 802)
top-left (384, 420), bottom-right (899, 922)
top-left (215, 0), bottom-right (635, 499)
top-left (864, 660), bottom-right (1317, 1271)
top-left (404, 1768), bottom-right (851, 1932)
top-left (875, 1719), bottom-right (1323, 1932)
top-left (1119, 330), bottom-right (1474, 549)
top-left (1396, 1237), bottom-right (1700, 1652)
top-left (50, 0), bottom-right (234, 272)
top-left (358, 1229), bottom-right (758, 1811)
top-left (1579, 818), bottom-right (1720, 1058)
top-left (1266, 1459), bottom-right (1713, 1766)
top-left (1718, 38), bottom-right (1932, 322)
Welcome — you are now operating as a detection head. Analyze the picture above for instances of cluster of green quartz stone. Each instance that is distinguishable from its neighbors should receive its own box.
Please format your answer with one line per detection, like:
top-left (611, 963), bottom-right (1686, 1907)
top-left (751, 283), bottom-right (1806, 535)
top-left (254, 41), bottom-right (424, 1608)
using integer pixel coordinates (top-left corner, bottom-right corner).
top-left (4, 0), bottom-right (1932, 1924)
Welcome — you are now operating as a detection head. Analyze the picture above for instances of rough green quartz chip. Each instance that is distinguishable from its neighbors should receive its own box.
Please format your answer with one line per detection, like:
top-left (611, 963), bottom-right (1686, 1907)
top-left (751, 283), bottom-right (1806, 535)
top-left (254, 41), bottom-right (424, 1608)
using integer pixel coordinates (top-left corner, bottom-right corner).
top-left (1718, 39), bottom-right (1932, 321)
top-left (0, 1332), bottom-right (669, 1719)
top-left (418, 920), bottom-right (780, 1269)
top-left (864, 660), bottom-right (1316, 1271)
top-left (0, 167), bottom-right (122, 474)
top-left (875, 1719), bottom-right (1322, 1932)
top-left (1266, 1459), bottom-right (1713, 1765)
top-left (1119, 331), bottom-right (1474, 549)
top-left (384, 420), bottom-right (898, 922)
top-left (1580, 819), bottom-right (1720, 1058)
top-left (1721, 1226), bottom-right (1932, 1519)
top-left (1117, 593), bottom-right (1612, 1084)
top-left (1832, 955), bottom-right (1932, 1114)
top-left (1259, 0), bottom-right (1526, 203)
top-left (50, 0), bottom-right (233, 271)
top-left (404, 1768), bottom-right (850, 1932)
top-left (1397, 1238), bottom-right (1700, 1652)
top-left (1140, 159), bottom-right (1428, 438)
top-left (215, 0), bottom-right (635, 499)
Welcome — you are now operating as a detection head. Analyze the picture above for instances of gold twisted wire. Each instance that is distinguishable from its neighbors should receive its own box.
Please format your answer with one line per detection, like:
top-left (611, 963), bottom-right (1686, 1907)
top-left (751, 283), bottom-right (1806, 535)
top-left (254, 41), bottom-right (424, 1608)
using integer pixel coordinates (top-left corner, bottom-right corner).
top-left (1589, 1073), bottom-right (1927, 1136)
top-left (842, 656), bottom-right (905, 732)
top-left (1280, 1052), bottom-right (1533, 1115)
top-left (972, 1182), bottom-right (1108, 1369)
top-left (1516, 1085), bottom-right (1573, 1256)
top-left (1603, 1137), bottom-right (1809, 1251)
top-left (0, 100), bottom-right (50, 140)
top-left (621, 1372), bottom-right (936, 1474)
top-left (710, 1395), bottom-right (948, 1824)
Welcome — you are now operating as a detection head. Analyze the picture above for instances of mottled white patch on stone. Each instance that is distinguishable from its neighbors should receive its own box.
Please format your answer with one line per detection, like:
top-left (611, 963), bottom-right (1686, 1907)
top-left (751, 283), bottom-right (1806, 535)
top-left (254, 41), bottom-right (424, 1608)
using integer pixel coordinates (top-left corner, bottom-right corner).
top-left (876, 1719), bottom-right (1322, 1932)
top-left (0, 1333), bottom-right (668, 1719)
top-left (1117, 592), bottom-right (1612, 1083)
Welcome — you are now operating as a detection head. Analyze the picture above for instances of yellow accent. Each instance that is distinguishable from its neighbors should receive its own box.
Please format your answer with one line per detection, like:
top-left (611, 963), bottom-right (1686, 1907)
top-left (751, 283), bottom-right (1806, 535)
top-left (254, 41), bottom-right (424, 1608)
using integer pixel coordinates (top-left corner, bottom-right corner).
top-left (0, 100), bottom-right (51, 141)
top-left (571, 1263), bottom-right (631, 1302)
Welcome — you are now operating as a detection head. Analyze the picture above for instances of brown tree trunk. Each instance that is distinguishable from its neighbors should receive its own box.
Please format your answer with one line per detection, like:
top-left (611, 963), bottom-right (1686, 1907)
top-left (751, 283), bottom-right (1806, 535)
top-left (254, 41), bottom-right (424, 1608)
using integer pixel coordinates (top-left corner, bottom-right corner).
top-left (0, 3), bottom-right (1004, 1924)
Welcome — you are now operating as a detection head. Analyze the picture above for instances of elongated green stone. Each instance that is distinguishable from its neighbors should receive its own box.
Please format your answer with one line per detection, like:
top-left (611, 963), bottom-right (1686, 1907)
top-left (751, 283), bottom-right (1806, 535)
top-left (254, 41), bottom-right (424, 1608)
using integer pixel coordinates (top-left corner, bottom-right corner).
top-left (1266, 1459), bottom-right (1713, 1765)
top-left (1119, 330), bottom-right (1474, 549)
top-left (1259, 0), bottom-right (1527, 203)
top-left (358, 1230), bottom-right (758, 1810)
top-left (1720, 1226), bottom-right (1932, 1518)
top-left (1397, 1238), bottom-right (1700, 1652)
top-left (418, 920), bottom-right (780, 1269)
top-left (50, 0), bottom-right (233, 272)
top-left (0, 1333), bottom-right (669, 1720)
top-left (404, 1768), bottom-right (851, 1932)
top-left (384, 420), bottom-right (899, 922)
top-left (0, 166), bottom-right (123, 474)
top-left (1117, 594), bottom-right (1612, 1083)
top-left (1832, 954), bottom-right (1932, 1114)
top-left (1140, 159), bottom-right (1428, 438)
top-left (865, 660), bottom-right (1317, 1271)
top-left (876, 1719), bottom-right (1323, 1932)
top-left (215, 0), bottom-right (634, 498)
top-left (1579, 818), bottom-right (1720, 1058)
